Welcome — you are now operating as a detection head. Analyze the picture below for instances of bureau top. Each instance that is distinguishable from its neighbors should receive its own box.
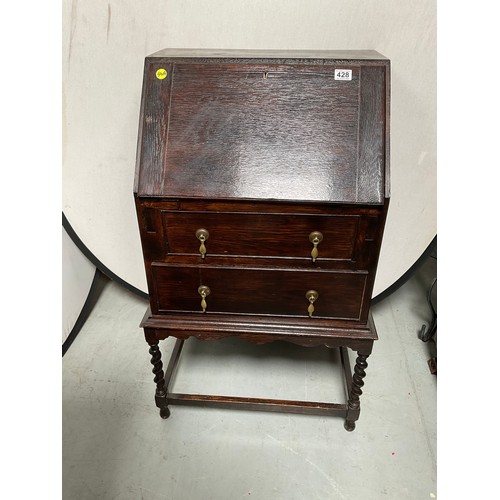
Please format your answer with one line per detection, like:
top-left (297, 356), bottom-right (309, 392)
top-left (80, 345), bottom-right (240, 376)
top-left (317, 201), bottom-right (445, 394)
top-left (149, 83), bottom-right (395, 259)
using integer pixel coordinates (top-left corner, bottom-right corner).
top-left (134, 50), bottom-right (390, 204)
top-left (146, 48), bottom-right (389, 63)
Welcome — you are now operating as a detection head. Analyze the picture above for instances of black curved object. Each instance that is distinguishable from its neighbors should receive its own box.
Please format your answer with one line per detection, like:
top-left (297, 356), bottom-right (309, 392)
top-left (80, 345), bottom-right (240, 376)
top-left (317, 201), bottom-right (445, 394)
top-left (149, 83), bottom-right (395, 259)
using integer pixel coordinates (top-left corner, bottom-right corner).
top-left (372, 235), bottom-right (437, 305)
top-left (62, 268), bottom-right (108, 356)
top-left (62, 212), bottom-right (148, 300)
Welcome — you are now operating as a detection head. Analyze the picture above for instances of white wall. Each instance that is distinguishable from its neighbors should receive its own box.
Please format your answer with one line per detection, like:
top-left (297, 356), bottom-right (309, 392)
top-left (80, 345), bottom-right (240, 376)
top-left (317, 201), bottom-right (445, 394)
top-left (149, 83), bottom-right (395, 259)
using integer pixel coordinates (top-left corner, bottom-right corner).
top-left (62, 0), bottom-right (436, 297)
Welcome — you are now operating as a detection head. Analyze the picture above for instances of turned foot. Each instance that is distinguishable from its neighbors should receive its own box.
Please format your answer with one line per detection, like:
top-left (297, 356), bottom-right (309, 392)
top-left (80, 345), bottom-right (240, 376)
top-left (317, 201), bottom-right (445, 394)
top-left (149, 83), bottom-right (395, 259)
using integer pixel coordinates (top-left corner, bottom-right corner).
top-left (160, 407), bottom-right (171, 419)
top-left (344, 420), bottom-right (356, 432)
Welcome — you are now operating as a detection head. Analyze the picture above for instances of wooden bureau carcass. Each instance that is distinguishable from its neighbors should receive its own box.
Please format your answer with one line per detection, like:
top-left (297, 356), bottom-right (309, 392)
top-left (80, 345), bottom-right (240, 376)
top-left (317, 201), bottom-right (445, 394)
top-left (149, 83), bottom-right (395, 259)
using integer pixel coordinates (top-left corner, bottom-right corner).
top-left (134, 49), bottom-right (390, 431)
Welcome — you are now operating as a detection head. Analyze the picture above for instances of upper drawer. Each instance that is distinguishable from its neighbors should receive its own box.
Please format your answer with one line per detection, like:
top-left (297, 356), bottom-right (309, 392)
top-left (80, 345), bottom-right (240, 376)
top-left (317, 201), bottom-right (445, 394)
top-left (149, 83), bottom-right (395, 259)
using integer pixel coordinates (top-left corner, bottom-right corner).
top-left (163, 211), bottom-right (359, 261)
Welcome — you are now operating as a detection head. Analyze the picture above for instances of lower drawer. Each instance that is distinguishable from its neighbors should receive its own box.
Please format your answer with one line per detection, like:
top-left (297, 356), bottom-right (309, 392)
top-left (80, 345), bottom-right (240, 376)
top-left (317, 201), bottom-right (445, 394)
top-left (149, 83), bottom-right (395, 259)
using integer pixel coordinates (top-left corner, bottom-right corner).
top-left (151, 263), bottom-right (367, 320)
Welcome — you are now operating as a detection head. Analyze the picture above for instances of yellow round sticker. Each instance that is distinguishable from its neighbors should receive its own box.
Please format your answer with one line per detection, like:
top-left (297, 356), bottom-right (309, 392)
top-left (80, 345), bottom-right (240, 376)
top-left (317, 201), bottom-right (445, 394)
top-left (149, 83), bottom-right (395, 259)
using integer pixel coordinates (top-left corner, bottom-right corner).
top-left (156, 68), bottom-right (167, 80)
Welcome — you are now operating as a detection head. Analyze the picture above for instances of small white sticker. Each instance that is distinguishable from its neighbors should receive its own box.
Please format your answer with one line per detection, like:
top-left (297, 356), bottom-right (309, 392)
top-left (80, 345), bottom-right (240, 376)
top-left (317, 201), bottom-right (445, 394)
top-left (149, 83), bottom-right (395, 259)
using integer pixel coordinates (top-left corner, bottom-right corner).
top-left (334, 69), bottom-right (352, 81)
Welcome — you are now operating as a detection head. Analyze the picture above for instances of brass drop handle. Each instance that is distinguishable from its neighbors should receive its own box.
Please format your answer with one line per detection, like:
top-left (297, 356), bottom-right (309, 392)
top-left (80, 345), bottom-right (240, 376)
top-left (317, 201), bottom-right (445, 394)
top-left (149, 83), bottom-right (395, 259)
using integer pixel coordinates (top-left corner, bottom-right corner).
top-left (309, 231), bottom-right (323, 262)
top-left (195, 229), bottom-right (209, 258)
top-left (198, 285), bottom-right (210, 312)
top-left (306, 290), bottom-right (319, 317)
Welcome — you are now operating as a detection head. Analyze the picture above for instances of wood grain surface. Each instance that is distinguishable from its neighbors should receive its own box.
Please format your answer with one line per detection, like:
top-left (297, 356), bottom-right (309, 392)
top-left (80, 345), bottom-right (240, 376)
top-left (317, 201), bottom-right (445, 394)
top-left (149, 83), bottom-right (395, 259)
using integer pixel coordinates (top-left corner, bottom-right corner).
top-left (135, 54), bottom-right (389, 204)
top-left (151, 261), bottom-right (367, 320)
top-left (163, 210), bottom-right (359, 260)
top-left (141, 308), bottom-right (378, 353)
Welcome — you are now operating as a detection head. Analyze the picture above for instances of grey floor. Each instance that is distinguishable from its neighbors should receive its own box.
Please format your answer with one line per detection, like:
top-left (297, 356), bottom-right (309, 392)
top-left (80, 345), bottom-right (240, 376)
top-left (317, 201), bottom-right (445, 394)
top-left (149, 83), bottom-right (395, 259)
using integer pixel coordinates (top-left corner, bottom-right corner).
top-left (63, 256), bottom-right (437, 500)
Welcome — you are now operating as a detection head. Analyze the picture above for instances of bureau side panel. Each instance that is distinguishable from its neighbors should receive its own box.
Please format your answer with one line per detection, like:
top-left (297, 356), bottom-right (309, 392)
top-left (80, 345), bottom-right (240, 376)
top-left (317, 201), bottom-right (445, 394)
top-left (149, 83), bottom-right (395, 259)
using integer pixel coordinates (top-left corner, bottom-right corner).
top-left (134, 196), bottom-right (168, 314)
top-left (137, 60), bottom-right (174, 196)
top-left (357, 65), bottom-right (386, 203)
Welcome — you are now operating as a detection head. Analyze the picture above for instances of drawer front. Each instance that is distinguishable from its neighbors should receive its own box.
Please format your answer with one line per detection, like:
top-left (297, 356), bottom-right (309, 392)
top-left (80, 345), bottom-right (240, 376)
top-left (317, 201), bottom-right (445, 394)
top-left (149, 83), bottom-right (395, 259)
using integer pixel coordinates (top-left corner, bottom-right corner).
top-left (152, 263), bottom-right (367, 320)
top-left (163, 211), bottom-right (359, 261)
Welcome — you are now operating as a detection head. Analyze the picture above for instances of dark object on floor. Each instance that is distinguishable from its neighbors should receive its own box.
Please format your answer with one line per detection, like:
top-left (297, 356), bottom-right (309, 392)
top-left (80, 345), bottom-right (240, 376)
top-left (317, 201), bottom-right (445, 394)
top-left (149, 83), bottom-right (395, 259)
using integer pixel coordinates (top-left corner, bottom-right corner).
top-left (419, 278), bottom-right (437, 343)
top-left (418, 275), bottom-right (437, 374)
top-left (428, 356), bottom-right (437, 375)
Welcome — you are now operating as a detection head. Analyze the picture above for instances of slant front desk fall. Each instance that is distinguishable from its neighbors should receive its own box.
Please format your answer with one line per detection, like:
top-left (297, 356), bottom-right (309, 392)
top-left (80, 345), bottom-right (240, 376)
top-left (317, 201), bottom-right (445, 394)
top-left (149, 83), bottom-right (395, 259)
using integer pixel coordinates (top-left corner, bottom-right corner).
top-left (134, 49), bottom-right (390, 431)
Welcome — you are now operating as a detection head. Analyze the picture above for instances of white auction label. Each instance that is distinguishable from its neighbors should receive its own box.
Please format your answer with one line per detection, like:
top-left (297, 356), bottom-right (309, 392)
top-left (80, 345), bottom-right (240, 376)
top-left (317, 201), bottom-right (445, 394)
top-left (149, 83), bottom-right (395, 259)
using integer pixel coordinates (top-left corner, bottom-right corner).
top-left (334, 69), bottom-right (352, 81)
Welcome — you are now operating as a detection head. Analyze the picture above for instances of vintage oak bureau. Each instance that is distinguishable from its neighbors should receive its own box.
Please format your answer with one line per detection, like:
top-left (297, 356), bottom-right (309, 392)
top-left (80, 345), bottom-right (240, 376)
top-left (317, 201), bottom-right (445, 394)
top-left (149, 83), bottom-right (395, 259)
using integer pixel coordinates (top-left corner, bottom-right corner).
top-left (134, 49), bottom-right (390, 431)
